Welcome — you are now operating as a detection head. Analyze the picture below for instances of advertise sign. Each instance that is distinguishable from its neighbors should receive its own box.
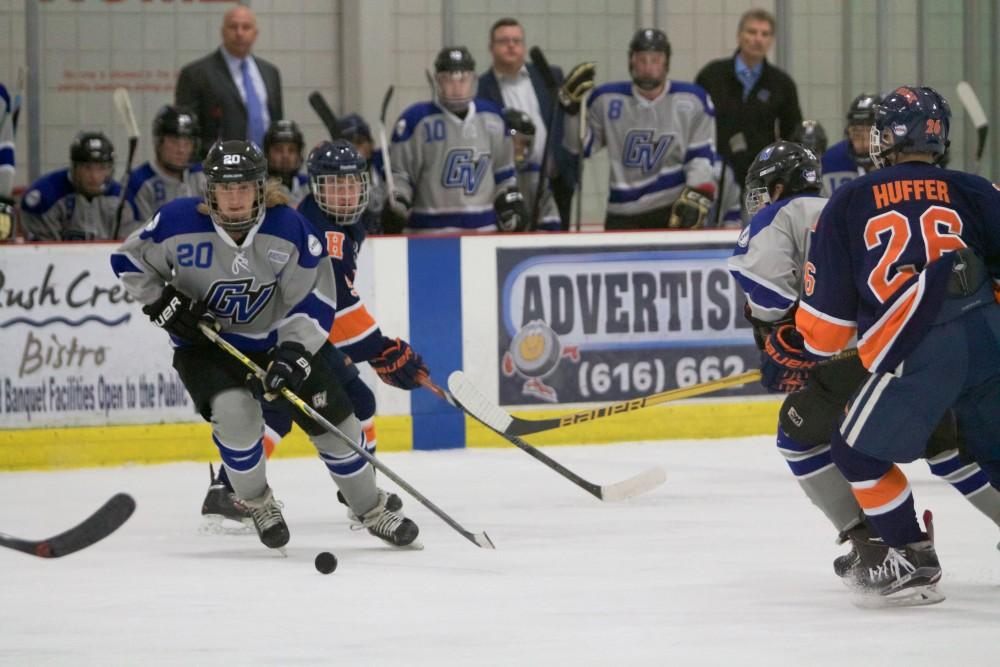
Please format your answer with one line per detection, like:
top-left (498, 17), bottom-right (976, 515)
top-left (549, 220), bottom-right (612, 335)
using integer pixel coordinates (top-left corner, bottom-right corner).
top-left (496, 242), bottom-right (761, 405)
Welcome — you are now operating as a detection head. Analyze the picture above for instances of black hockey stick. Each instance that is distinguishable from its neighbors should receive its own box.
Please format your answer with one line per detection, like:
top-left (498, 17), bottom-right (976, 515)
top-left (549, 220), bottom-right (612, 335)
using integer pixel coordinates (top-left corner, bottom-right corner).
top-left (200, 324), bottom-right (495, 550)
top-left (528, 46), bottom-right (561, 232)
top-left (443, 373), bottom-right (666, 502)
top-left (0, 493), bottom-right (135, 558)
top-left (112, 87), bottom-right (139, 239)
top-left (308, 91), bottom-right (341, 141)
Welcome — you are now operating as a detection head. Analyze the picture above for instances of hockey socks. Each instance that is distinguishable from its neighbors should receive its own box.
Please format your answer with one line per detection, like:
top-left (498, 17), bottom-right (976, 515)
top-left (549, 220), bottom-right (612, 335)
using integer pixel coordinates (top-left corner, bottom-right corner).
top-left (776, 427), bottom-right (861, 533)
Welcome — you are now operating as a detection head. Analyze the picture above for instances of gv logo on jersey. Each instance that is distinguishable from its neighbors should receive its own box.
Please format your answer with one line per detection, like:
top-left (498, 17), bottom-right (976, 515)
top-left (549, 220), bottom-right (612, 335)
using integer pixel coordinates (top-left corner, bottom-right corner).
top-left (622, 130), bottom-right (674, 172)
top-left (206, 278), bottom-right (276, 324)
top-left (442, 149), bottom-right (492, 194)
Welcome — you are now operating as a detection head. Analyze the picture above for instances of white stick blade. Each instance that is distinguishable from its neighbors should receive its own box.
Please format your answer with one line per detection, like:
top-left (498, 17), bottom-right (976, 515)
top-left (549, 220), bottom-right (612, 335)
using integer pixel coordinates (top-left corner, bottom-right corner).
top-left (599, 466), bottom-right (666, 502)
top-left (447, 371), bottom-right (513, 433)
top-left (956, 81), bottom-right (988, 129)
top-left (113, 87), bottom-right (140, 139)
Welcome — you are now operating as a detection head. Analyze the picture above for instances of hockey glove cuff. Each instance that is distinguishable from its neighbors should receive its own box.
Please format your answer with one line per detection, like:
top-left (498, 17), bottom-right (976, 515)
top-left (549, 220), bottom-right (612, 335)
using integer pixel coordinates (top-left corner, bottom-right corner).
top-left (558, 62), bottom-right (596, 115)
top-left (381, 195), bottom-right (411, 235)
top-left (667, 186), bottom-right (715, 229)
top-left (143, 285), bottom-right (213, 344)
top-left (495, 190), bottom-right (529, 232)
top-left (261, 342), bottom-right (312, 400)
top-left (370, 337), bottom-right (428, 390)
top-left (760, 324), bottom-right (818, 393)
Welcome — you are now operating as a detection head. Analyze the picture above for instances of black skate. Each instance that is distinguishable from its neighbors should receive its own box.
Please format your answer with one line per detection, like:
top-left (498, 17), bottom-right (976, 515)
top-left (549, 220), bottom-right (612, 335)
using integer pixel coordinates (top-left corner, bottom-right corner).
top-left (338, 489), bottom-right (403, 514)
top-left (348, 490), bottom-right (420, 548)
top-left (236, 487), bottom-right (290, 551)
top-left (201, 464), bottom-right (252, 528)
top-left (848, 540), bottom-right (944, 607)
top-left (833, 521), bottom-right (889, 579)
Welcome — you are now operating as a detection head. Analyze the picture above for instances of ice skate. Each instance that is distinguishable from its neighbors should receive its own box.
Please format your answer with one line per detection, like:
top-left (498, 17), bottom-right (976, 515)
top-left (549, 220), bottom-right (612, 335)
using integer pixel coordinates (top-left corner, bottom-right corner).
top-left (848, 540), bottom-right (944, 608)
top-left (833, 521), bottom-right (889, 579)
top-left (346, 489), bottom-right (420, 549)
top-left (236, 486), bottom-right (290, 552)
top-left (200, 464), bottom-right (253, 532)
top-left (338, 488), bottom-right (403, 514)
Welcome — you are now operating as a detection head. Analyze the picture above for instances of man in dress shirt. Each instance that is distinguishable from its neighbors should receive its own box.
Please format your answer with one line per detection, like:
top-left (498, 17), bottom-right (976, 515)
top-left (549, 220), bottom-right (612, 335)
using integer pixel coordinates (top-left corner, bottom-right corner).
top-left (175, 5), bottom-right (283, 157)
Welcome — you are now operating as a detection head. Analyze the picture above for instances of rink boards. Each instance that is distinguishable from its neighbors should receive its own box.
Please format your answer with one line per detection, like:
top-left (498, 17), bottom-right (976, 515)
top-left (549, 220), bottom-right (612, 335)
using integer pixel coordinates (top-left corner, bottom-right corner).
top-left (0, 230), bottom-right (780, 469)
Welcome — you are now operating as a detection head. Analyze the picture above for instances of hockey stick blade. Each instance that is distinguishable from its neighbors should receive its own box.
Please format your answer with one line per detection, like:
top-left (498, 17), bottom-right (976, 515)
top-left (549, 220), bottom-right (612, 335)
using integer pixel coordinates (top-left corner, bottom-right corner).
top-left (956, 81), bottom-right (989, 163)
top-left (529, 46), bottom-right (559, 93)
top-left (112, 87), bottom-right (139, 238)
top-left (0, 493), bottom-right (136, 558)
top-left (447, 372), bottom-right (666, 502)
top-left (308, 91), bottom-right (341, 140)
top-left (379, 85), bottom-right (395, 125)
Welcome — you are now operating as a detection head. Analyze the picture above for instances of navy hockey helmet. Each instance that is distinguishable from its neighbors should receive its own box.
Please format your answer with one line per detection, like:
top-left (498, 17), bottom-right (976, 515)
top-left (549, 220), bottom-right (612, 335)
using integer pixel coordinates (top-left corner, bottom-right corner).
top-left (70, 131), bottom-right (114, 165)
top-left (870, 86), bottom-right (950, 169)
top-left (744, 140), bottom-right (822, 215)
top-left (501, 108), bottom-right (536, 166)
top-left (337, 114), bottom-right (373, 143)
top-left (306, 139), bottom-right (370, 225)
top-left (628, 28), bottom-right (671, 91)
top-left (845, 93), bottom-right (881, 168)
top-left (153, 105), bottom-right (200, 171)
top-left (434, 46), bottom-right (477, 113)
top-left (791, 120), bottom-right (828, 157)
top-left (202, 140), bottom-right (268, 233)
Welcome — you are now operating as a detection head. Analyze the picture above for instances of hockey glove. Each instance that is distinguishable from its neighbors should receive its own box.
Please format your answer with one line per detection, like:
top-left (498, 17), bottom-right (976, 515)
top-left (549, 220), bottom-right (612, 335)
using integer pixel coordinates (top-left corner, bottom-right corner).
top-left (381, 195), bottom-right (411, 235)
top-left (495, 190), bottom-right (529, 233)
top-left (558, 62), bottom-right (597, 115)
top-left (143, 284), bottom-right (213, 344)
top-left (667, 186), bottom-right (714, 229)
top-left (760, 324), bottom-right (817, 393)
top-left (370, 337), bottom-right (428, 390)
top-left (0, 196), bottom-right (15, 242)
top-left (261, 342), bottom-right (312, 400)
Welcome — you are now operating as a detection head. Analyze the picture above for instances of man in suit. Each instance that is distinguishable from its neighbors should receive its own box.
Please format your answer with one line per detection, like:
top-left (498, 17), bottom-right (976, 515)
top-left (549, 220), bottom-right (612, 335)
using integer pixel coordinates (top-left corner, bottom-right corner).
top-left (175, 5), bottom-right (283, 157)
top-left (477, 17), bottom-right (577, 230)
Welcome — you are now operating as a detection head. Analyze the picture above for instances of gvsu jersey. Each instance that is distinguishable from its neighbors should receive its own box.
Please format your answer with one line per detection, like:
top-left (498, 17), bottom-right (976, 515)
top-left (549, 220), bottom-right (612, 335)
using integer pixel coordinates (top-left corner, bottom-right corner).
top-left (19, 168), bottom-right (136, 241)
top-left (820, 140), bottom-right (863, 196)
top-left (111, 197), bottom-right (338, 355)
top-left (798, 161), bottom-right (1000, 373)
top-left (275, 173), bottom-right (310, 209)
top-left (298, 193), bottom-right (385, 362)
top-left (566, 80), bottom-right (716, 216)
top-left (389, 99), bottom-right (517, 233)
top-left (126, 161), bottom-right (206, 222)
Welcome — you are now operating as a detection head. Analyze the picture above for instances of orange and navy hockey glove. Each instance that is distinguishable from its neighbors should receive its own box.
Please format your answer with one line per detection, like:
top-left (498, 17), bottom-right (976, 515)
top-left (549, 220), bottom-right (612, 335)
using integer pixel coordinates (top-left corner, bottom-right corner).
top-left (370, 337), bottom-right (428, 390)
top-left (760, 324), bottom-right (818, 393)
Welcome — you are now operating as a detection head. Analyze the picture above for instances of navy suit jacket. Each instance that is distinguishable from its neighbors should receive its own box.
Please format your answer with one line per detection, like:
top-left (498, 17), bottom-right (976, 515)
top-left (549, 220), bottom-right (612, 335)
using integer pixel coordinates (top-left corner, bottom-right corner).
top-left (477, 63), bottom-right (578, 186)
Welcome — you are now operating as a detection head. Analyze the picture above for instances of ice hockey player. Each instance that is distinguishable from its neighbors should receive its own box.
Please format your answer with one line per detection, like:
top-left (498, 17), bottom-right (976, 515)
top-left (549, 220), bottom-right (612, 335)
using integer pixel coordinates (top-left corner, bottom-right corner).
top-left (199, 139), bottom-right (427, 546)
top-left (20, 131), bottom-right (135, 240)
top-left (562, 28), bottom-right (716, 230)
top-left (111, 140), bottom-right (418, 550)
top-left (263, 119), bottom-right (309, 207)
top-left (821, 93), bottom-right (880, 195)
top-left (384, 46), bottom-right (526, 234)
top-left (730, 139), bottom-right (1000, 592)
top-left (501, 108), bottom-right (559, 231)
top-left (765, 86), bottom-right (1000, 605)
top-left (126, 105), bottom-right (205, 222)
top-left (336, 113), bottom-right (387, 233)
top-left (790, 119), bottom-right (828, 157)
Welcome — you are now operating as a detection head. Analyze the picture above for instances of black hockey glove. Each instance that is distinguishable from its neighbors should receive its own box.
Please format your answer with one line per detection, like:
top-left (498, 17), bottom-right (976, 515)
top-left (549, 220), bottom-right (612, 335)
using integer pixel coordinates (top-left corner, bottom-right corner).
top-left (261, 342), bottom-right (313, 399)
top-left (558, 62), bottom-right (596, 115)
top-left (143, 285), bottom-right (212, 344)
top-left (667, 186), bottom-right (714, 229)
top-left (495, 190), bottom-right (528, 233)
top-left (760, 324), bottom-right (817, 393)
top-left (370, 337), bottom-right (428, 390)
top-left (0, 196), bottom-right (15, 242)
top-left (381, 195), bottom-right (411, 235)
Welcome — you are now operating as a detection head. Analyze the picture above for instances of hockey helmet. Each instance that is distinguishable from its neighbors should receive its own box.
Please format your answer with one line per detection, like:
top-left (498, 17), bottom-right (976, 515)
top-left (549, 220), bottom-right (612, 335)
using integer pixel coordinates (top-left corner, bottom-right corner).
top-left (70, 131), bottom-right (114, 165)
top-left (263, 119), bottom-right (305, 179)
top-left (791, 120), bottom-right (828, 157)
top-left (845, 93), bottom-right (881, 168)
top-left (434, 46), bottom-right (477, 113)
top-left (744, 140), bottom-right (822, 215)
top-left (202, 140), bottom-right (268, 233)
top-left (337, 114), bottom-right (373, 143)
top-left (307, 139), bottom-right (370, 225)
top-left (628, 28), bottom-right (670, 91)
top-left (153, 105), bottom-right (200, 171)
top-left (502, 108), bottom-right (536, 166)
top-left (870, 86), bottom-right (950, 169)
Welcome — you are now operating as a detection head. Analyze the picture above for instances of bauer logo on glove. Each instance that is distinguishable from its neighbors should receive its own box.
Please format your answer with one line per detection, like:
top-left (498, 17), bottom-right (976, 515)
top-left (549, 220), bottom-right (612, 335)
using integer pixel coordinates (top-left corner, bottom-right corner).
top-left (760, 324), bottom-right (818, 393)
top-left (370, 337), bottom-right (429, 390)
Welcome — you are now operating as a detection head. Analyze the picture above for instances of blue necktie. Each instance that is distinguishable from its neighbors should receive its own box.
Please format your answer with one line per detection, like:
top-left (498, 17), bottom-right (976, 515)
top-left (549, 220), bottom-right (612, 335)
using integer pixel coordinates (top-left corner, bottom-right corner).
top-left (241, 59), bottom-right (266, 147)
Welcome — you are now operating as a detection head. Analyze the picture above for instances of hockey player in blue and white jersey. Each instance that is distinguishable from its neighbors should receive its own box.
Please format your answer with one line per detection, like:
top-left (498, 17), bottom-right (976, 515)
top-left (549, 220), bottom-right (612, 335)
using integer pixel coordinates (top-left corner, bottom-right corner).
top-left (501, 108), bottom-right (560, 231)
top-left (562, 28), bottom-right (717, 230)
top-left (820, 93), bottom-right (880, 196)
top-left (263, 119), bottom-right (310, 207)
top-left (112, 140), bottom-right (418, 551)
top-left (384, 46), bottom-right (527, 234)
top-left (125, 105), bottom-right (205, 222)
top-left (20, 131), bottom-right (136, 241)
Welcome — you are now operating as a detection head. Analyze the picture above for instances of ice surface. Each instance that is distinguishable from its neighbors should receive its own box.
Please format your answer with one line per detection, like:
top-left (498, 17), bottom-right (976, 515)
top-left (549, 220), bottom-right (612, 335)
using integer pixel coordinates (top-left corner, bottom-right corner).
top-left (1, 437), bottom-right (998, 665)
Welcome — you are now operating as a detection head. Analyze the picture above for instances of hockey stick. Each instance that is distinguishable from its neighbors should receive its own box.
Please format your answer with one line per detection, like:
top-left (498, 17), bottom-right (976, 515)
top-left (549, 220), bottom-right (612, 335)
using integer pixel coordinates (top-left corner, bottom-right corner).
top-left (574, 85), bottom-right (588, 232)
top-left (0, 493), bottom-right (135, 558)
top-left (308, 91), bottom-right (341, 141)
top-left (528, 46), bottom-right (561, 232)
top-left (444, 372), bottom-right (666, 502)
top-left (377, 85), bottom-right (397, 206)
top-left (112, 87), bottom-right (139, 239)
top-left (956, 81), bottom-right (988, 174)
top-left (200, 324), bottom-right (494, 549)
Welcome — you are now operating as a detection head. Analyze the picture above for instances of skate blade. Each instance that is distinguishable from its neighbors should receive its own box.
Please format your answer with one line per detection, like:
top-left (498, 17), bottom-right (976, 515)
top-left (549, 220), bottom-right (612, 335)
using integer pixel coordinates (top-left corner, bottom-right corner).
top-left (850, 584), bottom-right (945, 609)
top-left (199, 514), bottom-right (255, 535)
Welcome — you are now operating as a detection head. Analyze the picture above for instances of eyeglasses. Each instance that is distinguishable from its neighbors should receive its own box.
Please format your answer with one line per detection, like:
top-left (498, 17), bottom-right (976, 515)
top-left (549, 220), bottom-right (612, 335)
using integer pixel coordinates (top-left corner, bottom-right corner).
top-left (492, 37), bottom-right (524, 46)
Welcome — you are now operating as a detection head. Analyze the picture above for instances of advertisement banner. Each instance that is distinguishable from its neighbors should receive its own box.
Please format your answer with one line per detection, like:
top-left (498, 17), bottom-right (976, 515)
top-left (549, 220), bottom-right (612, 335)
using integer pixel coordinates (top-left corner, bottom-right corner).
top-left (0, 245), bottom-right (197, 428)
top-left (496, 242), bottom-right (761, 405)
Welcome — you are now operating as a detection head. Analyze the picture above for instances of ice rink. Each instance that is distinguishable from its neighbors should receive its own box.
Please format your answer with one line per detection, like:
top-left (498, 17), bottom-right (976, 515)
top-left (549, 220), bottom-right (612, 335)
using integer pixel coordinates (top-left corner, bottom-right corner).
top-left (1, 436), bottom-right (998, 666)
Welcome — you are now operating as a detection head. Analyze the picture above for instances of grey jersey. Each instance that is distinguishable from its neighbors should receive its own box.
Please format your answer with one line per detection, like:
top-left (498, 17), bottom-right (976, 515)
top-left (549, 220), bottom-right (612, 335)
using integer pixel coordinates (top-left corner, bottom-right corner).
top-left (389, 99), bottom-right (517, 233)
top-left (126, 161), bottom-right (206, 222)
top-left (111, 197), bottom-right (337, 355)
top-left (19, 168), bottom-right (136, 241)
top-left (516, 163), bottom-right (559, 231)
top-left (565, 80), bottom-right (716, 217)
top-left (728, 194), bottom-right (828, 322)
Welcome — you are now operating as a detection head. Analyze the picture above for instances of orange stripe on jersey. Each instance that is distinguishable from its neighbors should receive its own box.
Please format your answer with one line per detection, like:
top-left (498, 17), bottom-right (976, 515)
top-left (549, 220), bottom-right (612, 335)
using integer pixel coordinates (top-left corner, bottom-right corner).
top-left (856, 281), bottom-right (920, 371)
top-left (363, 422), bottom-right (376, 448)
top-left (795, 303), bottom-right (856, 356)
top-left (851, 465), bottom-right (911, 514)
top-left (329, 305), bottom-right (378, 345)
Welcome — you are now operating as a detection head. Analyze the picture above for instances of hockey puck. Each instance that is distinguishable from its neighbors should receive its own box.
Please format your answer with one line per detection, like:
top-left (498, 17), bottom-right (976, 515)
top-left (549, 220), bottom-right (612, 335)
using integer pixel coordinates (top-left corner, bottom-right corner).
top-left (314, 551), bottom-right (338, 574)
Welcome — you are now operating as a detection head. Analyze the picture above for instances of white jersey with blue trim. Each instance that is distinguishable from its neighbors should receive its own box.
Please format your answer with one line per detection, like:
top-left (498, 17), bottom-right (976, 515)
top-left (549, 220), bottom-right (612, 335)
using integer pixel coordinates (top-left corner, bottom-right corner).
top-left (126, 161), bottom-right (206, 222)
top-left (727, 193), bottom-right (827, 322)
top-left (820, 139), bottom-right (864, 197)
top-left (388, 98), bottom-right (517, 233)
top-left (565, 79), bottom-right (716, 216)
top-left (111, 197), bottom-right (338, 355)
top-left (515, 161), bottom-right (560, 231)
top-left (20, 168), bottom-right (136, 241)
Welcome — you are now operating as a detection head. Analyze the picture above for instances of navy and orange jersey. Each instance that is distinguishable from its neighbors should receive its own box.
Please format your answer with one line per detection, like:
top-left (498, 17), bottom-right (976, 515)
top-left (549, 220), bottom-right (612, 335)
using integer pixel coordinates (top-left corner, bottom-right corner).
top-left (797, 160), bottom-right (1000, 373)
top-left (298, 193), bottom-right (385, 362)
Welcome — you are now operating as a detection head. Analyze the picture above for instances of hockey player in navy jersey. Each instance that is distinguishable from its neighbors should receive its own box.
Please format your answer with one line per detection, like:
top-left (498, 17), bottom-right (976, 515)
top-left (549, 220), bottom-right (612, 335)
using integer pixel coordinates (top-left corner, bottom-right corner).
top-left (501, 108), bottom-right (560, 231)
top-left (562, 28), bottom-right (717, 230)
top-left (821, 93), bottom-right (880, 196)
top-left (761, 86), bottom-right (1000, 605)
top-left (20, 131), bottom-right (135, 240)
top-left (112, 140), bottom-right (418, 551)
top-left (384, 46), bottom-right (526, 234)
top-left (125, 105), bottom-right (205, 222)
top-left (731, 140), bottom-right (1000, 584)
top-left (263, 119), bottom-right (309, 207)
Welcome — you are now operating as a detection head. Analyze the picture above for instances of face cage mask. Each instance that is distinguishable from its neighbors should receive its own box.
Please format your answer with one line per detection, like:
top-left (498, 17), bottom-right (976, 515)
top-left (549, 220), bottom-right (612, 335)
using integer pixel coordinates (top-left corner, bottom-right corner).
top-left (869, 125), bottom-right (890, 170)
top-left (744, 185), bottom-right (771, 216)
top-left (311, 172), bottom-right (370, 225)
top-left (437, 71), bottom-right (476, 113)
top-left (206, 177), bottom-right (267, 233)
